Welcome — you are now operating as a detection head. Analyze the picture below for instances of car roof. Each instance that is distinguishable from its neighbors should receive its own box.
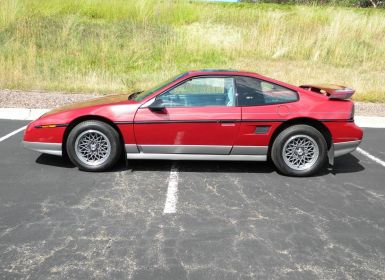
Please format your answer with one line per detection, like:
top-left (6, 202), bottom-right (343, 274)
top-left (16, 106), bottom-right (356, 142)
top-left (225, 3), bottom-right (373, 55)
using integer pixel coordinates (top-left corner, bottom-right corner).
top-left (187, 69), bottom-right (239, 75)
top-left (186, 69), bottom-right (275, 83)
top-left (189, 69), bottom-right (238, 73)
top-left (183, 69), bottom-right (301, 92)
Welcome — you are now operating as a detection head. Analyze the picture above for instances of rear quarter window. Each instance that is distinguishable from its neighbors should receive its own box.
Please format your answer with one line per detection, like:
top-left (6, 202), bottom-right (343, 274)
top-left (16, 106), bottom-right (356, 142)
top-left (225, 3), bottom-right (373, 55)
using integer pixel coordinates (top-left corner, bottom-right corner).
top-left (236, 76), bottom-right (298, 106)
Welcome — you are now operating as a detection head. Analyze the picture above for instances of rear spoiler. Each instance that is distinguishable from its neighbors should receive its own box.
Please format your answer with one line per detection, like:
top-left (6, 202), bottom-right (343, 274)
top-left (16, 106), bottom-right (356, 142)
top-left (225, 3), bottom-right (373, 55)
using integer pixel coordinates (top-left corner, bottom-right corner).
top-left (299, 84), bottom-right (355, 100)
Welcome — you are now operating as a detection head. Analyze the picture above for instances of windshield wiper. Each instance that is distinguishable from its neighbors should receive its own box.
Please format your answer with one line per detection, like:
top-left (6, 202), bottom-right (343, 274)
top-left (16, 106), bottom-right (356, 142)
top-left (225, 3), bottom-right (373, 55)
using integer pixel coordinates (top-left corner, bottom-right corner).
top-left (128, 91), bottom-right (144, 100)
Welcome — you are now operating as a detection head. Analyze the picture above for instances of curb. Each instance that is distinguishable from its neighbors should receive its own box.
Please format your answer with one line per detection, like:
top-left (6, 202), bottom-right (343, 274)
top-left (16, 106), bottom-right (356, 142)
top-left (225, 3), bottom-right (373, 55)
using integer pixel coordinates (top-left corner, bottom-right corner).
top-left (0, 108), bottom-right (50, 121)
top-left (0, 107), bottom-right (384, 128)
top-left (354, 116), bottom-right (385, 128)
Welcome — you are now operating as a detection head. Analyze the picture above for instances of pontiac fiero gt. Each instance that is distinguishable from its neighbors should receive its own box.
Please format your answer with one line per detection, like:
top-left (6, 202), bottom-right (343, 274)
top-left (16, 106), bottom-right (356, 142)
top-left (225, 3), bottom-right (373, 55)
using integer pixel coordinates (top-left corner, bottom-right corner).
top-left (23, 70), bottom-right (363, 176)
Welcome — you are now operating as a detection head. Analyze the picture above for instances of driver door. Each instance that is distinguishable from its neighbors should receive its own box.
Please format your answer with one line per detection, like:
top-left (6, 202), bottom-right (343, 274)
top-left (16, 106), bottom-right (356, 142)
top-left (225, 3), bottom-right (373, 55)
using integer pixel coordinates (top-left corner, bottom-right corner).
top-left (133, 76), bottom-right (241, 155)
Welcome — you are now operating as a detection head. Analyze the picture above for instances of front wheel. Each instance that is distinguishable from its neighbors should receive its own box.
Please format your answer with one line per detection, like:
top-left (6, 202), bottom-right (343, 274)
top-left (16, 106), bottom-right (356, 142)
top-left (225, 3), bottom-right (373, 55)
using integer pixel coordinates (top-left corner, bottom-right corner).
top-left (66, 120), bottom-right (122, 172)
top-left (271, 125), bottom-right (327, 177)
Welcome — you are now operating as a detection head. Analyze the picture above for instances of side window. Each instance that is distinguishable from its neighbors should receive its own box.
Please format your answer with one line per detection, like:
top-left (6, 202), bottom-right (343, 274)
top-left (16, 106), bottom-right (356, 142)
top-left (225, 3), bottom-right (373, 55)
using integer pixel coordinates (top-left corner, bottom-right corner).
top-left (235, 77), bottom-right (298, 106)
top-left (158, 77), bottom-right (235, 107)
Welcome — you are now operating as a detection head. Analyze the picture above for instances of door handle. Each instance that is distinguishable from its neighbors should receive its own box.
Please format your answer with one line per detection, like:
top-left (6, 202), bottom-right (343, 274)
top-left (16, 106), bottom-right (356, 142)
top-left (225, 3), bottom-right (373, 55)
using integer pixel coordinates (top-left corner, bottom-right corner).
top-left (218, 120), bottom-right (236, 123)
top-left (218, 120), bottom-right (236, 126)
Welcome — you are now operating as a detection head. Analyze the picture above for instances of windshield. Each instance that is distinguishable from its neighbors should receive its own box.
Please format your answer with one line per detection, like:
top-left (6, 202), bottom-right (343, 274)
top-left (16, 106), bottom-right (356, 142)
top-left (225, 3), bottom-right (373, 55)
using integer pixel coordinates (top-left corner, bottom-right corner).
top-left (134, 72), bottom-right (188, 102)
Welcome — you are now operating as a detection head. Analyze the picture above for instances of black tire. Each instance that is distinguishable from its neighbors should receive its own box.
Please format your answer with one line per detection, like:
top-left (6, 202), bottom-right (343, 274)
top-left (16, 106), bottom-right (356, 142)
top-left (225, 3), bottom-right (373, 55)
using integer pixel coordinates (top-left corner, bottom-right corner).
top-left (66, 120), bottom-right (122, 172)
top-left (271, 124), bottom-right (327, 177)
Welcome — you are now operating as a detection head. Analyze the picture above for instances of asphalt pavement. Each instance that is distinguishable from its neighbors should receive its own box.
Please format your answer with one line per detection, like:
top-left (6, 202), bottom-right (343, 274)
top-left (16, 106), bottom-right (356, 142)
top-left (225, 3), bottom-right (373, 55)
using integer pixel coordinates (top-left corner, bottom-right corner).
top-left (0, 119), bottom-right (384, 280)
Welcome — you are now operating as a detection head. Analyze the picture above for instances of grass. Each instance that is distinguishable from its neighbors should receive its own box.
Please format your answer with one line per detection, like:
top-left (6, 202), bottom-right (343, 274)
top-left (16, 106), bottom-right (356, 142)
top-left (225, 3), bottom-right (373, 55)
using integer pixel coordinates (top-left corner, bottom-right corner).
top-left (0, 0), bottom-right (384, 102)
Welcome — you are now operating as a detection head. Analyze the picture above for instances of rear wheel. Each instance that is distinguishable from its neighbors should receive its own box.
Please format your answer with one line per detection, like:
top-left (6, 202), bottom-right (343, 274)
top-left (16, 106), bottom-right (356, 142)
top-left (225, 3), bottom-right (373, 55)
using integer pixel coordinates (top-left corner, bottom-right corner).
top-left (66, 120), bottom-right (122, 171)
top-left (271, 125), bottom-right (327, 176)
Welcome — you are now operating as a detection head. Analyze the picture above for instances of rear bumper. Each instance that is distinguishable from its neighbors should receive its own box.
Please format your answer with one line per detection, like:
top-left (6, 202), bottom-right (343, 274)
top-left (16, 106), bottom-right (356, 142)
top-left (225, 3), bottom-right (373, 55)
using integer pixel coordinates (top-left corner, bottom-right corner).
top-left (334, 140), bottom-right (361, 157)
top-left (23, 141), bottom-right (62, 156)
top-left (324, 121), bottom-right (363, 159)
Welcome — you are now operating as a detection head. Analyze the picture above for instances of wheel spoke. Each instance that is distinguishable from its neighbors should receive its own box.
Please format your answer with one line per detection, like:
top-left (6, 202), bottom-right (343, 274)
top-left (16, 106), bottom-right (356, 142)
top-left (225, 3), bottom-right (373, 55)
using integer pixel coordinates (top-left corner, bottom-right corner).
top-left (75, 129), bottom-right (112, 166)
top-left (282, 134), bottom-right (320, 171)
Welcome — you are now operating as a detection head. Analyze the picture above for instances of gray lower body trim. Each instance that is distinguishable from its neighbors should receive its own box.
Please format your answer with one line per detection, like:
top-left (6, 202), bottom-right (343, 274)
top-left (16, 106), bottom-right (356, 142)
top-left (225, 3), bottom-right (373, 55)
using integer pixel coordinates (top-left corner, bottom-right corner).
top-left (127, 153), bottom-right (266, 161)
top-left (231, 146), bottom-right (268, 155)
top-left (127, 144), bottom-right (268, 161)
top-left (334, 140), bottom-right (361, 157)
top-left (139, 145), bottom-right (232, 155)
top-left (23, 141), bottom-right (62, 156)
top-left (125, 144), bottom-right (139, 153)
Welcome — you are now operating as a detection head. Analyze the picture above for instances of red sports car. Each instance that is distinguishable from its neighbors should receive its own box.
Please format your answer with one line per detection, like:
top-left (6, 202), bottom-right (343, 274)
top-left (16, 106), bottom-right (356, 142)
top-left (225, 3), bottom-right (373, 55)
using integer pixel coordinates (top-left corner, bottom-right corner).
top-left (23, 70), bottom-right (363, 176)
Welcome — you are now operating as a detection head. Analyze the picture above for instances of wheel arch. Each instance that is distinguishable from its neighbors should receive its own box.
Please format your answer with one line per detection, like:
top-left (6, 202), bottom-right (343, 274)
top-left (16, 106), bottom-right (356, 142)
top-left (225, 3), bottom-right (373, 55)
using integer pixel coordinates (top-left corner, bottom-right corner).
top-left (62, 115), bottom-right (125, 157)
top-left (268, 117), bottom-right (332, 158)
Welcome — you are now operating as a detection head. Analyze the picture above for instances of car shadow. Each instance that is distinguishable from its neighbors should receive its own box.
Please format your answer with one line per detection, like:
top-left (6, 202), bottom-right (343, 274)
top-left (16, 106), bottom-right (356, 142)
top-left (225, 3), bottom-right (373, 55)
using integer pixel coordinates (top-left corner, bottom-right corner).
top-left (328, 153), bottom-right (365, 175)
top-left (125, 153), bottom-right (365, 176)
top-left (128, 159), bottom-right (276, 174)
top-left (35, 153), bottom-right (365, 176)
top-left (36, 154), bottom-right (75, 168)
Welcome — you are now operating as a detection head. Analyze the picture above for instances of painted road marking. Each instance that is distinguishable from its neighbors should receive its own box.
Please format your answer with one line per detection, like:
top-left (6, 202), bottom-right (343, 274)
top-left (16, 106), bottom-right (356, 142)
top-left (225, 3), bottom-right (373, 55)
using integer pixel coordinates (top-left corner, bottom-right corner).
top-left (163, 164), bottom-right (179, 214)
top-left (356, 147), bottom-right (385, 168)
top-left (0, 126), bottom-right (27, 142)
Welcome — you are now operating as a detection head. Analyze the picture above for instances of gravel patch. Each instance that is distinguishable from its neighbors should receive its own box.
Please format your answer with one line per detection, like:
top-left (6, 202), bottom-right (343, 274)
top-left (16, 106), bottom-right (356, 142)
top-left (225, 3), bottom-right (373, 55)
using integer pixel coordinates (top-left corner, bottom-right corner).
top-left (0, 89), bottom-right (384, 116)
top-left (355, 102), bottom-right (385, 117)
top-left (0, 89), bottom-right (101, 109)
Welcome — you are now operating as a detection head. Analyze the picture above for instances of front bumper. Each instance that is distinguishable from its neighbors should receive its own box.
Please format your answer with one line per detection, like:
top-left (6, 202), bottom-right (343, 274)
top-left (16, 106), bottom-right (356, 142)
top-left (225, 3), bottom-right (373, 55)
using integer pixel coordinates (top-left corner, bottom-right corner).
top-left (23, 141), bottom-right (62, 156)
top-left (334, 140), bottom-right (361, 157)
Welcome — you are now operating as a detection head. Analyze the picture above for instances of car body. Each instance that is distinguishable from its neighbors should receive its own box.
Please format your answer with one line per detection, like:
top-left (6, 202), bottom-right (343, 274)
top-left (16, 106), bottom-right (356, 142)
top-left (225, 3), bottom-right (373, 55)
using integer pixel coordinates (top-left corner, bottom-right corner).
top-left (23, 69), bottom-right (363, 176)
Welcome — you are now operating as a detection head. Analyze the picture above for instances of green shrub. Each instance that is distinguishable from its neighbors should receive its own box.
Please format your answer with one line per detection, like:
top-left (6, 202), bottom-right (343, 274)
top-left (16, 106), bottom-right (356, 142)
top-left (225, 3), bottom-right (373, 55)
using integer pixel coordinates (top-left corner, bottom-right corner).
top-left (0, 0), bottom-right (384, 101)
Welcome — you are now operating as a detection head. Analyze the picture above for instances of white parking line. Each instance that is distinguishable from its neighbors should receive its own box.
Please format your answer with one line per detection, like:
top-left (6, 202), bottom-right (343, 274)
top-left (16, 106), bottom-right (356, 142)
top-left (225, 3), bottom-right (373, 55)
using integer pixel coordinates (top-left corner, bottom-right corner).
top-left (0, 126), bottom-right (27, 142)
top-left (163, 164), bottom-right (179, 214)
top-left (356, 147), bottom-right (385, 168)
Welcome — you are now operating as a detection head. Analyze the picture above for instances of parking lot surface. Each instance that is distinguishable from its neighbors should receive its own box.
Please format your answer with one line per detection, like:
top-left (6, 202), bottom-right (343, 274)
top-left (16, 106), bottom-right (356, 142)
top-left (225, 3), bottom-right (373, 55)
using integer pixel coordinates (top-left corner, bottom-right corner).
top-left (0, 119), bottom-right (384, 279)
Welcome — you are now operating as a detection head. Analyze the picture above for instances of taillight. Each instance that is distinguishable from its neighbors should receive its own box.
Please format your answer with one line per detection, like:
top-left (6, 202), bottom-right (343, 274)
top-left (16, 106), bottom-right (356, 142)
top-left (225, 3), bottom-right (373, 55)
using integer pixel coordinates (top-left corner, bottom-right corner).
top-left (351, 103), bottom-right (355, 120)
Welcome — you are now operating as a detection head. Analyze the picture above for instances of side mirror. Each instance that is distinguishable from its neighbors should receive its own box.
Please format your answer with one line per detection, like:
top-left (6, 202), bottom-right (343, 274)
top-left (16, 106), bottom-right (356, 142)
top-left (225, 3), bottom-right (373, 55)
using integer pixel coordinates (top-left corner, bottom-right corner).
top-left (148, 99), bottom-right (165, 112)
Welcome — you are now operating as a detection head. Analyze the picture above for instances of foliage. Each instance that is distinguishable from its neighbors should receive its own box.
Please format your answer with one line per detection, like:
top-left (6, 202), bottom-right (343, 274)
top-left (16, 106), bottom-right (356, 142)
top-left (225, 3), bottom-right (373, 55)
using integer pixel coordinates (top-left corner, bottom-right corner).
top-left (240, 0), bottom-right (384, 8)
top-left (0, 0), bottom-right (384, 101)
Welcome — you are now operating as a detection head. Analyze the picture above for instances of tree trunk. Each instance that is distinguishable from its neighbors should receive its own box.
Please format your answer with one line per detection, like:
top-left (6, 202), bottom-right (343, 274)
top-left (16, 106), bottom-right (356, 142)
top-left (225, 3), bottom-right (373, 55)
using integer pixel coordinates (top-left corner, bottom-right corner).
top-left (369, 0), bottom-right (378, 7)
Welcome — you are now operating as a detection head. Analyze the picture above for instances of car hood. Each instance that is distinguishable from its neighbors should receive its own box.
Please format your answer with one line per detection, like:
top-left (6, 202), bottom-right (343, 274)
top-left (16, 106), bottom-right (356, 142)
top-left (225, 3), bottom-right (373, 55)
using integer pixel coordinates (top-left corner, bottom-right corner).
top-left (43, 94), bottom-right (133, 117)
